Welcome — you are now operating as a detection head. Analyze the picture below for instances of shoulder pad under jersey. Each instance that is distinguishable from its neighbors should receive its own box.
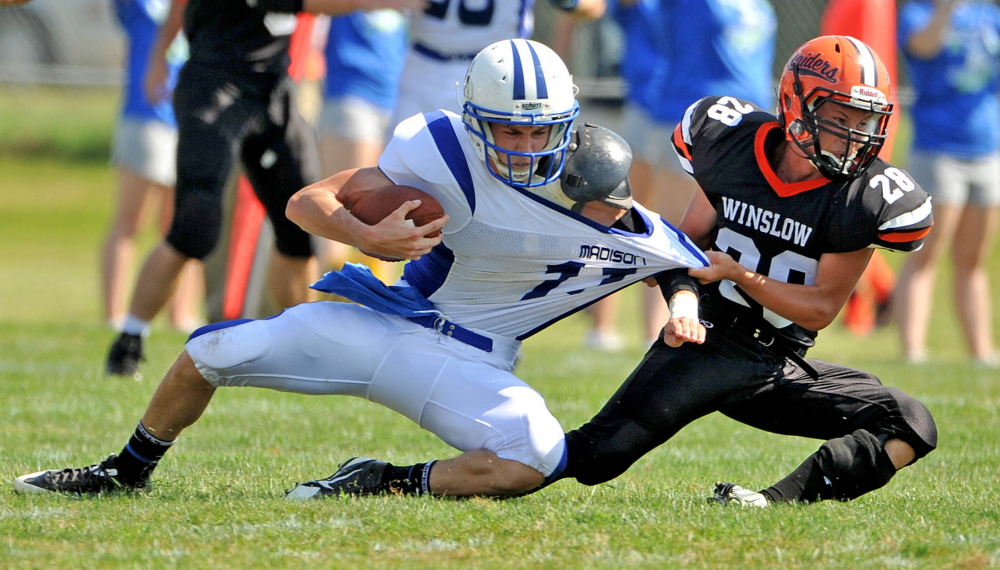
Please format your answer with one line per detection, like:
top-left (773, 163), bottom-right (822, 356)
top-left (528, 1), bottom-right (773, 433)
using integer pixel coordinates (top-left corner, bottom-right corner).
top-left (671, 95), bottom-right (772, 176)
top-left (836, 160), bottom-right (934, 252)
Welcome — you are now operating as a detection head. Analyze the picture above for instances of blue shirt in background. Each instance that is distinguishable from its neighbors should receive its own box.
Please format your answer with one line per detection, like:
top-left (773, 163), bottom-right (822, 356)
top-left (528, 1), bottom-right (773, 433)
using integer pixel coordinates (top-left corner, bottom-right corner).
top-left (113, 0), bottom-right (186, 126)
top-left (642, 0), bottom-right (776, 125)
top-left (323, 10), bottom-right (407, 112)
top-left (899, 0), bottom-right (1000, 158)
top-left (609, 0), bottom-right (666, 111)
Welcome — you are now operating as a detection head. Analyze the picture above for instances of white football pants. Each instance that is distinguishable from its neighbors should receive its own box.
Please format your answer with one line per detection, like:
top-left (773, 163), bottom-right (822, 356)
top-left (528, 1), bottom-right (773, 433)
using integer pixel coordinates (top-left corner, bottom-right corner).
top-left (185, 301), bottom-right (566, 476)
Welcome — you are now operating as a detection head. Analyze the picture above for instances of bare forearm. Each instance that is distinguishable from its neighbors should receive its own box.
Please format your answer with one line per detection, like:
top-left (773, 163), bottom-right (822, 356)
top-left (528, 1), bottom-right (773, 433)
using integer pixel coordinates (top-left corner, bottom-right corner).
top-left (690, 248), bottom-right (872, 331)
top-left (286, 171), bottom-right (376, 249)
top-left (907, 1), bottom-right (955, 58)
top-left (151, 0), bottom-right (185, 60)
top-left (727, 268), bottom-right (843, 331)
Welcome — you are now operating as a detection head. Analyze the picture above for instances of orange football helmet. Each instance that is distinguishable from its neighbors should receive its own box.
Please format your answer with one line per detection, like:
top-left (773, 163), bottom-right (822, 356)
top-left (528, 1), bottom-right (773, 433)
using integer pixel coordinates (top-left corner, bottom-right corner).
top-left (777, 35), bottom-right (893, 180)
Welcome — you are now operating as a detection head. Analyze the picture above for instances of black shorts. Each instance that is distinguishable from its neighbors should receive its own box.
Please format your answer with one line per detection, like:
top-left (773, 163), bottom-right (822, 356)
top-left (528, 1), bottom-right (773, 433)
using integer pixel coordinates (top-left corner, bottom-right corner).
top-left (564, 316), bottom-right (937, 485)
top-left (167, 61), bottom-right (319, 260)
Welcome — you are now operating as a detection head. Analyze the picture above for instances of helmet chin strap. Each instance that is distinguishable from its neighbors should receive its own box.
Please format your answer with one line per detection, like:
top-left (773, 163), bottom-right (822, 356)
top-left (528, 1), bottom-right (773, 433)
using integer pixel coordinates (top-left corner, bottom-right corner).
top-left (815, 150), bottom-right (855, 179)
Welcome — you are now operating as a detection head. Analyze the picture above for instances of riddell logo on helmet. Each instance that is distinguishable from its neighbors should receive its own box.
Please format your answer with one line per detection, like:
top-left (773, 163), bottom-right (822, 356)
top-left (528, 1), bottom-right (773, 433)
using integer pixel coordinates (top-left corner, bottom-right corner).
top-left (792, 51), bottom-right (839, 83)
top-left (851, 86), bottom-right (887, 104)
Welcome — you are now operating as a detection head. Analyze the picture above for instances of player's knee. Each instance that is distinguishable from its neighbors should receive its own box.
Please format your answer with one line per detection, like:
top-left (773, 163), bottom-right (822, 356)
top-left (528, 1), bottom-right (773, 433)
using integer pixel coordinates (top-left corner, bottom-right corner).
top-left (816, 429), bottom-right (896, 501)
top-left (893, 390), bottom-right (938, 456)
top-left (167, 191), bottom-right (222, 260)
top-left (487, 386), bottom-right (567, 481)
top-left (185, 320), bottom-right (268, 381)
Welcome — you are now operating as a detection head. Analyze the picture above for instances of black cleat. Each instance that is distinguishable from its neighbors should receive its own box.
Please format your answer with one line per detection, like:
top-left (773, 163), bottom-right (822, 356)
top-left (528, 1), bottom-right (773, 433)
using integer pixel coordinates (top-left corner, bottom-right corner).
top-left (285, 457), bottom-right (388, 500)
top-left (105, 332), bottom-right (144, 378)
top-left (710, 481), bottom-right (769, 508)
top-left (14, 455), bottom-right (147, 495)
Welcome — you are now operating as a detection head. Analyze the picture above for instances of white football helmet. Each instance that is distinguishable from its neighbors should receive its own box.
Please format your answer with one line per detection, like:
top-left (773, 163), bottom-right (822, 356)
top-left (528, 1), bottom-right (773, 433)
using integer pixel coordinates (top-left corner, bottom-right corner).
top-left (462, 39), bottom-right (580, 188)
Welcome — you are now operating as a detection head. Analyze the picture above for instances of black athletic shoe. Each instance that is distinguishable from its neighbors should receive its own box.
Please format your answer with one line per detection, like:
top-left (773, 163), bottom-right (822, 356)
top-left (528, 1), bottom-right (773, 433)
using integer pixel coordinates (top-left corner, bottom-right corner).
top-left (710, 481), bottom-right (769, 508)
top-left (14, 454), bottom-right (147, 495)
top-left (105, 332), bottom-right (144, 377)
top-left (284, 457), bottom-right (388, 500)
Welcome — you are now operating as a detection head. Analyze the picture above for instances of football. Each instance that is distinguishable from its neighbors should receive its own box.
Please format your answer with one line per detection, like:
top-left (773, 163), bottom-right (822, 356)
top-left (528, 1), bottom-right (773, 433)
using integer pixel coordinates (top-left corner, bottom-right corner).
top-left (344, 184), bottom-right (445, 238)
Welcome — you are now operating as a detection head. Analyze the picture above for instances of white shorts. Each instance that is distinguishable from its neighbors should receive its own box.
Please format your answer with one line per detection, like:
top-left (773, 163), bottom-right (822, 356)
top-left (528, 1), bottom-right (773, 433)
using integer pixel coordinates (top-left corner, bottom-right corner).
top-left (318, 96), bottom-right (392, 145)
top-left (621, 104), bottom-right (684, 173)
top-left (907, 150), bottom-right (1000, 207)
top-left (185, 302), bottom-right (566, 475)
top-left (110, 118), bottom-right (178, 187)
top-left (390, 50), bottom-right (469, 131)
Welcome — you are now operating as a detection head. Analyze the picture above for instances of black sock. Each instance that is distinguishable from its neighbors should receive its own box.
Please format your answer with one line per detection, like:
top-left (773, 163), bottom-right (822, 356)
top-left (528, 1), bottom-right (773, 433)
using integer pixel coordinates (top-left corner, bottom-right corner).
top-left (115, 422), bottom-right (174, 485)
top-left (761, 453), bottom-right (833, 503)
top-left (381, 461), bottom-right (436, 495)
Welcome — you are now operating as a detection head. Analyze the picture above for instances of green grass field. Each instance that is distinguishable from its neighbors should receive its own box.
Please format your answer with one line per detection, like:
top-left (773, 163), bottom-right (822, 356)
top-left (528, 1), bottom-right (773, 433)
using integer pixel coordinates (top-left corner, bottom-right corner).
top-left (1, 86), bottom-right (999, 569)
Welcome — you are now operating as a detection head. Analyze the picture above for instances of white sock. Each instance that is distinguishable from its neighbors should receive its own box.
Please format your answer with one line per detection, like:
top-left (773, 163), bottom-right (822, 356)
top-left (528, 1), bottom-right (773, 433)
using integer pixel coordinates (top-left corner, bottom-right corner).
top-left (121, 314), bottom-right (151, 337)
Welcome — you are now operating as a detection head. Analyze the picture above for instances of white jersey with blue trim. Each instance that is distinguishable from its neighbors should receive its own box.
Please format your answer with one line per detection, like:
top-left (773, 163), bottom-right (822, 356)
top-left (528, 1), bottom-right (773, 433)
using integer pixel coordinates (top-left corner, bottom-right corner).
top-left (409, 0), bottom-right (534, 58)
top-left (378, 110), bottom-right (709, 340)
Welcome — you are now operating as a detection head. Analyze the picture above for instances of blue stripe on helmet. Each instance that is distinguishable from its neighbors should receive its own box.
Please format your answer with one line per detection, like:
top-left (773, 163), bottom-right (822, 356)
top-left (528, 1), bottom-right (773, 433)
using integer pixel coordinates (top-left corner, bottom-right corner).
top-left (526, 41), bottom-right (548, 99)
top-left (510, 39), bottom-right (526, 100)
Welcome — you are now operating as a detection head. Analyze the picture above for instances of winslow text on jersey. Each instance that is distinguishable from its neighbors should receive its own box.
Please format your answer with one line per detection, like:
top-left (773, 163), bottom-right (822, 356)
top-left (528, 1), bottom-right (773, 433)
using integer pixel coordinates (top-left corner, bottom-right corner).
top-left (720, 197), bottom-right (814, 247)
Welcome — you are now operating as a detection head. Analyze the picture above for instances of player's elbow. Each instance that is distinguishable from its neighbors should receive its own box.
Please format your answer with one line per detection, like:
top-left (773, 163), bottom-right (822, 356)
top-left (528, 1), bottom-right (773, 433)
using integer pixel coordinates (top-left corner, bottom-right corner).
top-left (285, 192), bottom-right (307, 226)
top-left (795, 302), bottom-right (841, 331)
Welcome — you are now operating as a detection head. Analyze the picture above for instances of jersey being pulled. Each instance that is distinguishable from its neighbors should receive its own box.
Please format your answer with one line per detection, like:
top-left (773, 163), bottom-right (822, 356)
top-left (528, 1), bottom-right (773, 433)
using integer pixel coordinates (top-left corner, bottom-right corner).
top-left (377, 110), bottom-right (708, 340)
top-left (672, 96), bottom-right (934, 348)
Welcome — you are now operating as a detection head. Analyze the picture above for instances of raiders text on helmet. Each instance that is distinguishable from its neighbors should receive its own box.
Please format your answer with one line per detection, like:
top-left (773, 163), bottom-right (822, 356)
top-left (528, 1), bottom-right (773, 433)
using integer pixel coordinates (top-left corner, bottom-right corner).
top-left (777, 35), bottom-right (893, 181)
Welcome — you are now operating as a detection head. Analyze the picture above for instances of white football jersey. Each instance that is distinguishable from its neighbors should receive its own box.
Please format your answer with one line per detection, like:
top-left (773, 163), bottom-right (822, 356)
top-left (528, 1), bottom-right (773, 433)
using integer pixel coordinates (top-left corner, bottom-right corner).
top-left (409, 0), bottom-right (534, 56)
top-left (378, 111), bottom-right (709, 340)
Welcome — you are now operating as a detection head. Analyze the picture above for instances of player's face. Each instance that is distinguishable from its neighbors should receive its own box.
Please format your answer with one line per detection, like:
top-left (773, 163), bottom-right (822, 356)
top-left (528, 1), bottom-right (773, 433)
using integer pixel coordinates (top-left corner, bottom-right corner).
top-left (814, 102), bottom-right (879, 160)
top-left (487, 123), bottom-right (552, 175)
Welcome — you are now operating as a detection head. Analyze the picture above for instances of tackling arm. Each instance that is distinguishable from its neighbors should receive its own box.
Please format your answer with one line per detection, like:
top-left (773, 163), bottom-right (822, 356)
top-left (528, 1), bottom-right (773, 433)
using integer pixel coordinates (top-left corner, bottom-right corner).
top-left (653, 269), bottom-right (704, 347)
top-left (691, 248), bottom-right (874, 332)
top-left (286, 168), bottom-right (447, 261)
top-left (678, 183), bottom-right (874, 332)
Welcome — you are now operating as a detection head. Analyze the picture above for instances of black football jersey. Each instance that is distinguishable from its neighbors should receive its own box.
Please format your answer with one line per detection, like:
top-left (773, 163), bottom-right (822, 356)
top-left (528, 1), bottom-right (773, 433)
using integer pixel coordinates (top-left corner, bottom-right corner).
top-left (184, 0), bottom-right (298, 73)
top-left (672, 96), bottom-right (933, 348)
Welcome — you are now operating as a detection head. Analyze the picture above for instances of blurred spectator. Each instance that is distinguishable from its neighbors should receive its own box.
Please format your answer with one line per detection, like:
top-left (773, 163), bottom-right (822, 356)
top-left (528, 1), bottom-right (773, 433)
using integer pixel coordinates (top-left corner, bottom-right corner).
top-left (388, 0), bottom-right (606, 131)
top-left (102, 0), bottom-right (204, 334)
top-left (894, 0), bottom-right (1000, 365)
top-left (584, 0), bottom-right (776, 349)
top-left (104, 0), bottom-right (424, 378)
top-left (315, 10), bottom-right (407, 283)
top-left (820, 0), bottom-right (900, 337)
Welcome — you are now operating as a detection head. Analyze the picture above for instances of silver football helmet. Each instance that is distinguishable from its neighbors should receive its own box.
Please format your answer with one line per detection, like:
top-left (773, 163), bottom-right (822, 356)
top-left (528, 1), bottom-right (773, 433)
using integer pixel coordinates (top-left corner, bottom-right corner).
top-left (462, 39), bottom-right (580, 188)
